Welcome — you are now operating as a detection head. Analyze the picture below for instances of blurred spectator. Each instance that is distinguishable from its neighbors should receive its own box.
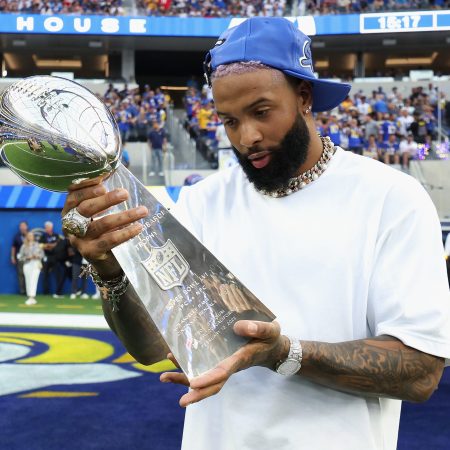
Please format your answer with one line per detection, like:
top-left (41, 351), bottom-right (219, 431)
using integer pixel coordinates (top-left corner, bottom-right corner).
top-left (396, 108), bottom-right (414, 138)
top-left (409, 110), bottom-right (428, 144)
top-left (10, 220), bottom-right (28, 295)
top-left (19, 231), bottom-right (44, 306)
top-left (52, 237), bottom-right (71, 298)
top-left (327, 115), bottom-right (342, 147)
top-left (399, 134), bottom-right (418, 169)
top-left (39, 220), bottom-right (60, 295)
top-left (215, 122), bottom-right (231, 150)
top-left (346, 118), bottom-right (364, 155)
top-left (122, 148), bottom-right (130, 168)
top-left (363, 112), bottom-right (379, 142)
top-left (69, 246), bottom-right (89, 300)
top-left (363, 134), bottom-right (380, 160)
top-left (148, 121), bottom-right (167, 176)
top-left (381, 133), bottom-right (400, 166)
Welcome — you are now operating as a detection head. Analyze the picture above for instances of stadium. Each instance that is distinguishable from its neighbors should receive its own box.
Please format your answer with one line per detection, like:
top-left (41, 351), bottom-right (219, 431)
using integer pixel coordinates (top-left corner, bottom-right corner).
top-left (0, 3), bottom-right (449, 450)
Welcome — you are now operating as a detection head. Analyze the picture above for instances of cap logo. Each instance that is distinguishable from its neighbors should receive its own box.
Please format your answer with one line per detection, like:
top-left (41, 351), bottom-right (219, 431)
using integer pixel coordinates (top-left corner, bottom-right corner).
top-left (214, 38), bottom-right (226, 47)
top-left (299, 40), bottom-right (313, 73)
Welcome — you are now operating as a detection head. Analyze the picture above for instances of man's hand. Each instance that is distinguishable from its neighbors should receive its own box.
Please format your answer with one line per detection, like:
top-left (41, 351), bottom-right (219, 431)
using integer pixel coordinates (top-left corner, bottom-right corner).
top-left (62, 176), bottom-right (148, 279)
top-left (160, 320), bottom-right (287, 407)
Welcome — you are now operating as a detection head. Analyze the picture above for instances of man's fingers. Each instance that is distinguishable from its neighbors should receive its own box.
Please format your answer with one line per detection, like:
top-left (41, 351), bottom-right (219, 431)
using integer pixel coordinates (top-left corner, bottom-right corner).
top-left (63, 183), bottom-right (107, 215)
top-left (76, 189), bottom-right (130, 218)
top-left (67, 174), bottom-right (108, 192)
top-left (233, 320), bottom-right (281, 340)
top-left (87, 206), bottom-right (148, 239)
top-left (189, 354), bottom-right (243, 390)
top-left (179, 382), bottom-right (224, 408)
top-left (160, 372), bottom-right (190, 387)
top-left (77, 223), bottom-right (143, 260)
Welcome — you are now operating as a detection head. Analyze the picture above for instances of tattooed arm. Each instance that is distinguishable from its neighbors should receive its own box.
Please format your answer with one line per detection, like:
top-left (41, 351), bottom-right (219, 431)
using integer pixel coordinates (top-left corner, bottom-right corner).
top-left (101, 282), bottom-right (170, 365)
top-left (300, 335), bottom-right (445, 402)
top-left (62, 178), bottom-right (169, 365)
top-left (161, 320), bottom-right (444, 407)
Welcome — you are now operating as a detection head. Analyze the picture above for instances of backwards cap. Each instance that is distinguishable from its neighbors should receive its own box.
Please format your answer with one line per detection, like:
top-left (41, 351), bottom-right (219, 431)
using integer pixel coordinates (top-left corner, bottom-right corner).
top-left (204, 17), bottom-right (351, 112)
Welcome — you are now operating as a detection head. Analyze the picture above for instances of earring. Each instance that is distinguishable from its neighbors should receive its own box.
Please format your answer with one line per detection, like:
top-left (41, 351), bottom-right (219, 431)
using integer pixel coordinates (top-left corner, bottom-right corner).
top-left (304, 106), bottom-right (311, 114)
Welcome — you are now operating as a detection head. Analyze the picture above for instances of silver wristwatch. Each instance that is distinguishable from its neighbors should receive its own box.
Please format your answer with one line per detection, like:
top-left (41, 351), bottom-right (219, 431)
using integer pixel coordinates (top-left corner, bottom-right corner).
top-left (276, 337), bottom-right (303, 376)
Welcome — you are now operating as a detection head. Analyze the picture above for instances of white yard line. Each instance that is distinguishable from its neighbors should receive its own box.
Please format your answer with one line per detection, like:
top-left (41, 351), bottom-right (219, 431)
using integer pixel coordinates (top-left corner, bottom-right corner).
top-left (0, 313), bottom-right (108, 329)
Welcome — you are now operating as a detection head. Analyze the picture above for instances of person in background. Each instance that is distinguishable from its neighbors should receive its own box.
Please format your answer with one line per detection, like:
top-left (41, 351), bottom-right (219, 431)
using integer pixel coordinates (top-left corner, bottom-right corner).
top-left (52, 237), bottom-right (71, 299)
top-left (327, 115), bottom-right (341, 147)
top-left (363, 134), bottom-right (380, 160)
top-left (215, 122), bottom-right (232, 150)
top-left (122, 148), bottom-right (130, 169)
top-left (10, 221), bottom-right (28, 295)
top-left (399, 134), bottom-right (418, 170)
top-left (147, 121), bottom-right (167, 177)
top-left (69, 245), bottom-right (89, 300)
top-left (381, 133), bottom-right (400, 166)
top-left (39, 221), bottom-right (60, 295)
top-left (346, 118), bottom-right (364, 155)
top-left (19, 231), bottom-right (44, 306)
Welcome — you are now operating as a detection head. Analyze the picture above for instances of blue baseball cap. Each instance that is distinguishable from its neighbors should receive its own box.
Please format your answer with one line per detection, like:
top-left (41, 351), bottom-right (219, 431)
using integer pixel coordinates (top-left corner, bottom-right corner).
top-left (204, 17), bottom-right (351, 113)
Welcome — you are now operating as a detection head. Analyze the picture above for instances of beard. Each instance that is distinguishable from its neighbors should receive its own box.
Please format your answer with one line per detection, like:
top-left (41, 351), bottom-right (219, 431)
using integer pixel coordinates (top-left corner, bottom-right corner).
top-left (233, 113), bottom-right (311, 193)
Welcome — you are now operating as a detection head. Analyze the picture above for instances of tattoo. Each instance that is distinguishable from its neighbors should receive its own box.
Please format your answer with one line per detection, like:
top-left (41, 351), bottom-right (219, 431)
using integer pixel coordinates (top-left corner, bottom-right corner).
top-left (103, 284), bottom-right (170, 365)
top-left (300, 336), bottom-right (444, 402)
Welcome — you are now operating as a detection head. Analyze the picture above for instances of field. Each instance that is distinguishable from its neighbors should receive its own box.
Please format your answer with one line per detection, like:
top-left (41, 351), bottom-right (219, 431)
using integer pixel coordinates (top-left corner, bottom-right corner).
top-left (0, 294), bottom-right (103, 315)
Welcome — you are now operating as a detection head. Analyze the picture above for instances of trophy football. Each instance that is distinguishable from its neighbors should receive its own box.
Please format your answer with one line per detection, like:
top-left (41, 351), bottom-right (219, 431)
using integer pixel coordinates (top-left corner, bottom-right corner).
top-left (0, 76), bottom-right (275, 378)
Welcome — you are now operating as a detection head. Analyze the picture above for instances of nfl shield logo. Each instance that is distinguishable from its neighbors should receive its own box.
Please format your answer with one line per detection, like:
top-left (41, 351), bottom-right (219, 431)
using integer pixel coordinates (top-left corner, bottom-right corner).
top-left (141, 239), bottom-right (190, 290)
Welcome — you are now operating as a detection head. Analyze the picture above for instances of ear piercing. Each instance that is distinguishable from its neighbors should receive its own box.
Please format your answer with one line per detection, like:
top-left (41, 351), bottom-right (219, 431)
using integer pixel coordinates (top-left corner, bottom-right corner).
top-left (304, 106), bottom-right (311, 114)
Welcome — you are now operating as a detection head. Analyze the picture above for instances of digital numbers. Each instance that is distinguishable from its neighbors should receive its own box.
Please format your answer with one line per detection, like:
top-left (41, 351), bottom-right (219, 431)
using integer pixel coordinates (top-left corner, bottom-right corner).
top-left (361, 11), bottom-right (437, 33)
top-left (377, 15), bottom-right (421, 30)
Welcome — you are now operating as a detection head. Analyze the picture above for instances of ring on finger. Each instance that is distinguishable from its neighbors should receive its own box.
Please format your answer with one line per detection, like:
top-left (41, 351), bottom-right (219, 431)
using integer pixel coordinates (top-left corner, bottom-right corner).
top-left (62, 207), bottom-right (92, 237)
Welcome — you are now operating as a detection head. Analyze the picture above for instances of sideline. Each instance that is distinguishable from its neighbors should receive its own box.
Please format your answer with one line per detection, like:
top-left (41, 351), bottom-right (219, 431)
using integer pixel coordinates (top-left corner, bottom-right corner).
top-left (0, 312), bottom-right (108, 329)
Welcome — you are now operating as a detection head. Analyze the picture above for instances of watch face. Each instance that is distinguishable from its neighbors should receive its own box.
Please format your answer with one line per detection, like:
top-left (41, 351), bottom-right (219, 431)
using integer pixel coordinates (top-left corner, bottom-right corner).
top-left (277, 359), bottom-right (301, 376)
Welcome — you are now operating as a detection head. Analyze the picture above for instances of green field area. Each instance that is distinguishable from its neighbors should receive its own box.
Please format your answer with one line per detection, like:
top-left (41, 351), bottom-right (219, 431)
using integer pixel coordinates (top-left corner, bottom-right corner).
top-left (0, 294), bottom-right (103, 315)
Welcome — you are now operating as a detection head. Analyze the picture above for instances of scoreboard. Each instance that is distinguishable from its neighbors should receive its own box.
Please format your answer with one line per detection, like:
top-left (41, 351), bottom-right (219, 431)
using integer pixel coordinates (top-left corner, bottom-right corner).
top-left (0, 10), bottom-right (449, 37)
top-left (361, 11), bottom-right (450, 34)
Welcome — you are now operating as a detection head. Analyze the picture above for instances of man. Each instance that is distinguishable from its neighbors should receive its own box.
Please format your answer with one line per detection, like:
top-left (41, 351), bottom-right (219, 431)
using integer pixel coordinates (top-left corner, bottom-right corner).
top-left (62, 18), bottom-right (449, 450)
top-left (147, 121), bottom-right (167, 177)
top-left (396, 108), bottom-right (414, 138)
top-left (10, 221), bottom-right (28, 295)
top-left (381, 132), bottom-right (400, 166)
top-left (399, 133), bottom-right (418, 169)
top-left (39, 220), bottom-right (60, 295)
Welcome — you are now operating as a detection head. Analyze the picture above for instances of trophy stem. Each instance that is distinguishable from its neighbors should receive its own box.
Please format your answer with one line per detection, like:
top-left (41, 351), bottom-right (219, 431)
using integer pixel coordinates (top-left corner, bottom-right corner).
top-left (102, 165), bottom-right (275, 378)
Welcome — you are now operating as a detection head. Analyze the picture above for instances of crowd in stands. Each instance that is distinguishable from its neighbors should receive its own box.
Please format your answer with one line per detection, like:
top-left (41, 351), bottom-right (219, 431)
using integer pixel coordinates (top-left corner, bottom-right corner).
top-left (102, 83), bottom-right (172, 143)
top-left (183, 80), bottom-right (448, 170)
top-left (1, 0), bottom-right (447, 16)
top-left (316, 83), bottom-right (447, 169)
top-left (138, 0), bottom-right (287, 17)
top-left (0, 0), bottom-right (124, 15)
top-left (302, 0), bottom-right (449, 16)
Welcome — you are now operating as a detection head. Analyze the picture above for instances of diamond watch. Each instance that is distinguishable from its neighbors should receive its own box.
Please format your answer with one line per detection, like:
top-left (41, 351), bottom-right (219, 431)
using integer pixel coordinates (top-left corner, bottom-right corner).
top-left (276, 337), bottom-right (303, 376)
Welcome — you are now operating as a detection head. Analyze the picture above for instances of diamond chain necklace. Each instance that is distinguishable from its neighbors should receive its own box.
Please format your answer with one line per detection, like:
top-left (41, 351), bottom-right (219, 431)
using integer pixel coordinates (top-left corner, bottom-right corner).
top-left (258, 135), bottom-right (336, 198)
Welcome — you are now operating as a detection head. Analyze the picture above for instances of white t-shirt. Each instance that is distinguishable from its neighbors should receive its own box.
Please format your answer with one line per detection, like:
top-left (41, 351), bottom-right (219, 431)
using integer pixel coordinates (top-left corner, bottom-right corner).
top-left (399, 139), bottom-right (418, 156)
top-left (174, 148), bottom-right (450, 450)
top-left (215, 124), bottom-right (232, 149)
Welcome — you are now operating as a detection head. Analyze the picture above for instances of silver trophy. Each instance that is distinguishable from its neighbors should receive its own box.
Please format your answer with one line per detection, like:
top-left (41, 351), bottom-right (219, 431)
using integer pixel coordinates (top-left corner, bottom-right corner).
top-left (0, 76), bottom-right (275, 378)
